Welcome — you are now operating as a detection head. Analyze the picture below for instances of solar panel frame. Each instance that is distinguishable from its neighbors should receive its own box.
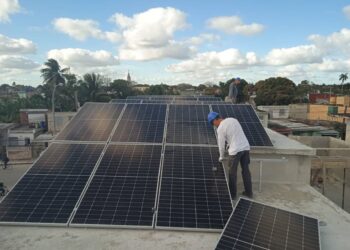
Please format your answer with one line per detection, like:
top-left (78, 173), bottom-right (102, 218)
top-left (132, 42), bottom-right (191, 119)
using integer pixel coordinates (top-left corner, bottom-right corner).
top-left (215, 198), bottom-right (321, 250)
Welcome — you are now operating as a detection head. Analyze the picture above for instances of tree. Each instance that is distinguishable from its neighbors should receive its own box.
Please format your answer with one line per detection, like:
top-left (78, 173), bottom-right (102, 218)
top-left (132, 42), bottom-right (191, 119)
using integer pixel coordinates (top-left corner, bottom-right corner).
top-left (339, 73), bottom-right (348, 94)
top-left (109, 79), bottom-right (134, 99)
top-left (40, 59), bottom-right (69, 110)
top-left (40, 59), bottom-right (69, 87)
top-left (80, 73), bottom-right (105, 102)
top-left (254, 77), bottom-right (296, 105)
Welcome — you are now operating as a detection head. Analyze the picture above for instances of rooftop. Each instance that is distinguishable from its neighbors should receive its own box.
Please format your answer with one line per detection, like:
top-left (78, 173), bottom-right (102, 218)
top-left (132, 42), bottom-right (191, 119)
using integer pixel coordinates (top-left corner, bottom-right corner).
top-left (0, 183), bottom-right (349, 250)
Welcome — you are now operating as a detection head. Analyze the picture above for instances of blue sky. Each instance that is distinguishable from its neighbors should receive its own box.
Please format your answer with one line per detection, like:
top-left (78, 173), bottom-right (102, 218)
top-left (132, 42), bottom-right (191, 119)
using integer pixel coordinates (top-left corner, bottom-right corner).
top-left (1, 0), bottom-right (350, 86)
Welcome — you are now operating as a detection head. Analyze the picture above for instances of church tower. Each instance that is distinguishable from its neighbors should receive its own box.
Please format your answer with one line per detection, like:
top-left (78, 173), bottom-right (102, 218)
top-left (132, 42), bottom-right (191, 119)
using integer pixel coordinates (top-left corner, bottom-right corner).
top-left (127, 70), bottom-right (131, 83)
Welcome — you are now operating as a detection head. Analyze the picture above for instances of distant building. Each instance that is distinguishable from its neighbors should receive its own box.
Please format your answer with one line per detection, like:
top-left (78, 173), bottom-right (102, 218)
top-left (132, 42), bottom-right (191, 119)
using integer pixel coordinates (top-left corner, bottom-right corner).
top-left (309, 93), bottom-right (335, 104)
top-left (133, 84), bottom-right (149, 92)
top-left (127, 71), bottom-right (131, 83)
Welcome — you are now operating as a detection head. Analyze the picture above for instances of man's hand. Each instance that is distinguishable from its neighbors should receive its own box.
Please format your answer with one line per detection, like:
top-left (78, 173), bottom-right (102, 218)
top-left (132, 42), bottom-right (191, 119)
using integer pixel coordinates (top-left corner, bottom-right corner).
top-left (218, 157), bottom-right (224, 163)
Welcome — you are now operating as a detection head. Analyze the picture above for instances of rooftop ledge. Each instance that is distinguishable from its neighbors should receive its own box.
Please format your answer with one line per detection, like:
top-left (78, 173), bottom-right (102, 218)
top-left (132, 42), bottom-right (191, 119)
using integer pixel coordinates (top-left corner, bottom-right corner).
top-left (251, 128), bottom-right (316, 156)
top-left (0, 184), bottom-right (349, 250)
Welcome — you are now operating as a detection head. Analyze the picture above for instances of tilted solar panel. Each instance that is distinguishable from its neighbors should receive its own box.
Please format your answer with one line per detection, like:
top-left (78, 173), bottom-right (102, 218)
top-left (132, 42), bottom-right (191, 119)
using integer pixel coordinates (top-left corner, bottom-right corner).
top-left (215, 198), bottom-right (320, 250)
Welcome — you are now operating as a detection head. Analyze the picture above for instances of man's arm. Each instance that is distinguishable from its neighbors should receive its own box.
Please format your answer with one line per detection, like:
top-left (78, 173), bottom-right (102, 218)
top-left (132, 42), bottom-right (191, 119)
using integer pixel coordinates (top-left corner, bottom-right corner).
top-left (217, 129), bottom-right (226, 161)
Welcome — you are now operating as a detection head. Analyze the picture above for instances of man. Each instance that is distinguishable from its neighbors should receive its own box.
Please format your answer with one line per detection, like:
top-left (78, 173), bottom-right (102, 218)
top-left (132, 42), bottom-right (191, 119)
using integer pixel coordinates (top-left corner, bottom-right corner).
top-left (208, 111), bottom-right (253, 199)
top-left (228, 78), bottom-right (238, 104)
top-left (2, 155), bottom-right (9, 169)
top-left (234, 77), bottom-right (245, 104)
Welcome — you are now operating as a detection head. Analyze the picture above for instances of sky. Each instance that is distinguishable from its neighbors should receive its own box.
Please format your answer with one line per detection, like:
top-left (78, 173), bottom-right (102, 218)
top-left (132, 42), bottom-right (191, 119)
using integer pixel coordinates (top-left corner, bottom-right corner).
top-left (1, 0), bottom-right (350, 86)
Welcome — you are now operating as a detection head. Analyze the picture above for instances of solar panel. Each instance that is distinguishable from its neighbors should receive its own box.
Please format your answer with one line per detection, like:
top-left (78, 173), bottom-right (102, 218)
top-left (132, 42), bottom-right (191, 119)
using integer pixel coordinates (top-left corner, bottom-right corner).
top-left (28, 143), bottom-right (104, 175)
top-left (56, 103), bottom-right (124, 141)
top-left (0, 175), bottom-right (89, 224)
top-left (166, 105), bottom-right (216, 145)
top-left (0, 143), bottom-right (104, 225)
top-left (166, 121), bottom-right (217, 145)
top-left (95, 144), bottom-right (162, 177)
top-left (162, 146), bottom-right (224, 180)
top-left (112, 104), bottom-right (166, 143)
top-left (71, 175), bottom-right (158, 226)
top-left (211, 104), bottom-right (273, 147)
top-left (168, 105), bottom-right (209, 121)
top-left (157, 177), bottom-right (232, 229)
top-left (215, 198), bottom-right (320, 250)
top-left (71, 144), bottom-right (162, 227)
top-left (156, 145), bottom-right (233, 230)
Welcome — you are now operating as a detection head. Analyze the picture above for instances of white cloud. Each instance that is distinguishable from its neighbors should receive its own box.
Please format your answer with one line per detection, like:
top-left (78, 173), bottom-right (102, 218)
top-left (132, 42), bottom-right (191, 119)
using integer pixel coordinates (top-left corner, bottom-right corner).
top-left (166, 48), bottom-right (258, 73)
top-left (53, 18), bottom-right (121, 42)
top-left (0, 34), bottom-right (36, 55)
top-left (310, 59), bottom-right (350, 72)
top-left (0, 55), bottom-right (39, 69)
top-left (207, 16), bottom-right (264, 36)
top-left (47, 48), bottom-right (119, 70)
top-left (265, 45), bottom-right (323, 66)
top-left (343, 5), bottom-right (350, 19)
top-left (0, 0), bottom-right (20, 23)
top-left (309, 28), bottom-right (350, 55)
top-left (185, 33), bottom-right (220, 46)
top-left (110, 7), bottom-right (191, 61)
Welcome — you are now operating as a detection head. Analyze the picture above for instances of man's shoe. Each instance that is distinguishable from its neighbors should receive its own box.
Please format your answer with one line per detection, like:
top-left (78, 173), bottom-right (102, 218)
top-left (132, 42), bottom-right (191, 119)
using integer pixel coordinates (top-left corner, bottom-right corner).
top-left (241, 191), bottom-right (253, 199)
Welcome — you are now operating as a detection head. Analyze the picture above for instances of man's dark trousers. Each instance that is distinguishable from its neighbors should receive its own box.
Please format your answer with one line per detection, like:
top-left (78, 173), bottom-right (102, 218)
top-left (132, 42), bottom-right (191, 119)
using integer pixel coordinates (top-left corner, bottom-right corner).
top-left (228, 150), bottom-right (252, 199)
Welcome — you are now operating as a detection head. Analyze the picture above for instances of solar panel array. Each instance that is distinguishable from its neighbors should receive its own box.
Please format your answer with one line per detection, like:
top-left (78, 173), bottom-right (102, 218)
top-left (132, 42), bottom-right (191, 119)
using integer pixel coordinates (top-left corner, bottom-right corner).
top-left (212, 104), bottom-right (273, 146)
top-left (0, 100), bottom-right (274, 232)
top-left (215, 198), bottom-right (320, 250)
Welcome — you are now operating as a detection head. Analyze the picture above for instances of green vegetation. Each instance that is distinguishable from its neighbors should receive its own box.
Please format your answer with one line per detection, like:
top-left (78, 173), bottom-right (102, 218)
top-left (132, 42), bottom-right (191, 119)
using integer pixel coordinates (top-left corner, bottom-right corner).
top-left (0, 59), bottom-right (348, 123)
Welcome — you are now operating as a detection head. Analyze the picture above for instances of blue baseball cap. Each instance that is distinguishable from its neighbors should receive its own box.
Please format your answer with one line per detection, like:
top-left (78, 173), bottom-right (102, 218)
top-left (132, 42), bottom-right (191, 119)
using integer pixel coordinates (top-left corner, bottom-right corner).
top-left (208, 112), bottom-right (220, 125)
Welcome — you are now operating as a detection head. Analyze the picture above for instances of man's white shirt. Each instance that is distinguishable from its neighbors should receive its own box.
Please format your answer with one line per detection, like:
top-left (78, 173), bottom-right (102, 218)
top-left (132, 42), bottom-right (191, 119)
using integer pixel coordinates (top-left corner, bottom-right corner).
top-left (217, 118), bottom-right (250, 159)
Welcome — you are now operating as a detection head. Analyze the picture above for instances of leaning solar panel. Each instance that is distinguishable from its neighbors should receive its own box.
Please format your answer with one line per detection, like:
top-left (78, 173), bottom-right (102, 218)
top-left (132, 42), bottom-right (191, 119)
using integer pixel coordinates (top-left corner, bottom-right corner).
top-left (0, 143), bottom-right (104, 225)
top-left (56, 103), bottom-right (124, 141)
top-left (156, 145), bottom-right (233, 230)
top-left (71, 144), bottom-right (162, 227)
top-left (211, 104), bottom-right (273, 146)
top-left (215, 198), bottom-right (320, 250)
top-left (112, 104), bottom-right (166, 143)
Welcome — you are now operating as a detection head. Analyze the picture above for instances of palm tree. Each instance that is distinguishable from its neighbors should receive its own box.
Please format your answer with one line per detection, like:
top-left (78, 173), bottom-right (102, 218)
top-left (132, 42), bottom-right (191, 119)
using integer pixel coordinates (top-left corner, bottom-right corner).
top-left (81, 73), bottom-right (104, 102)
top-left (40, 59), bottom-right (69, 132)
top-left (339, 73), bottom-right (348, 94)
